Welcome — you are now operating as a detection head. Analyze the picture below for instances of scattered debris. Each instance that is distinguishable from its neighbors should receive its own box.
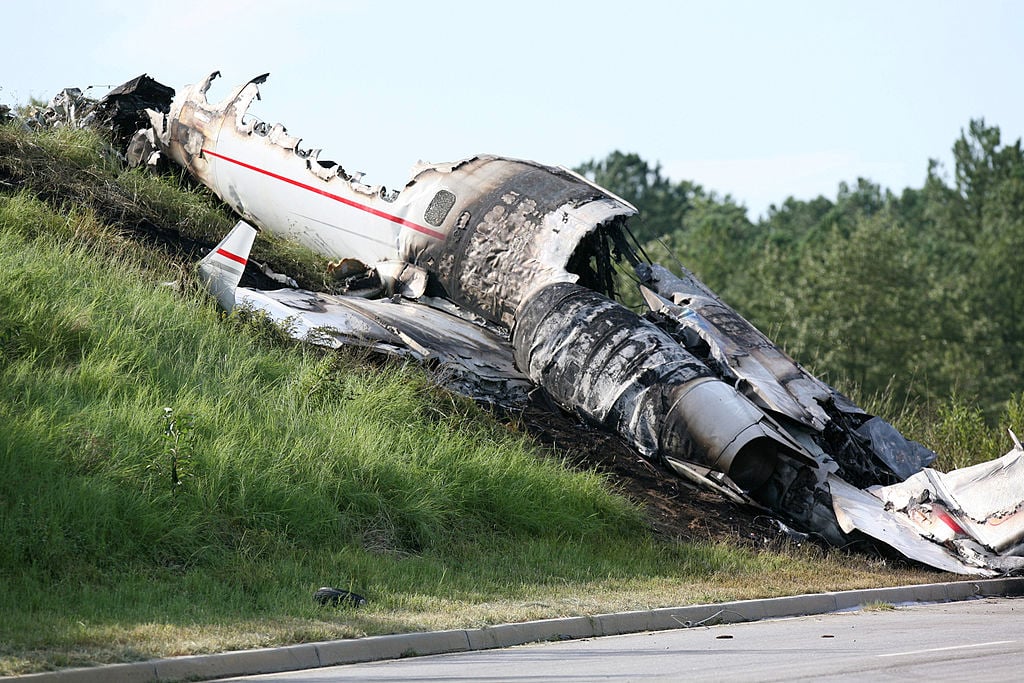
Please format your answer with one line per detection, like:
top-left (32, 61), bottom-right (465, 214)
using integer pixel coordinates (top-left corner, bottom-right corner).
top-left (12, 72), bottom-right (1024, 575)
top-left (313, 587), bottom-right (367, 607)
top-left (14, 74), bottom-right (173, 162)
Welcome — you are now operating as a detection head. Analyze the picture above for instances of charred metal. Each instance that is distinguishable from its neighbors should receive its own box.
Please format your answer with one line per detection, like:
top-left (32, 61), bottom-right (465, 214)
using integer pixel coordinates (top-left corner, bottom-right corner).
top-left (47, 72), bottom-right (1024, 576)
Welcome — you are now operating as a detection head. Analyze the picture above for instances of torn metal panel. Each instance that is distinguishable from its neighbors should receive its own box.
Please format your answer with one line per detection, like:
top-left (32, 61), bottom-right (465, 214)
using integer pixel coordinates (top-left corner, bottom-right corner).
top-left (831, 440), bottom-right (1024, 574)
top-left (638, 263), bottom-right (834, 430)
top-left (239, 287), bottom-right (533, 405)
top-left (853, 417), bottom-right (940, 482)
top-left (39, 88), bottom-right (90, 128)
top-left (828, 475), bottom-right (997, 576)
top-left (663, 457), bottom-right (759, 507)
top-left (870, 444), bottom-right (1024, 554)
top-left (16, 74), bottom-right (174, 149)
top-left (86, 74), bottom-right (175, 146)
top-left (126, 127), bottom-right (162, 168)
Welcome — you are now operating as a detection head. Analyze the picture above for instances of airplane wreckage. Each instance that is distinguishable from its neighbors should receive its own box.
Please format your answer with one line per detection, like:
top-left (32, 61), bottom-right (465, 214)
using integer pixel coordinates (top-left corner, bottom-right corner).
top-left (24, 73), bottom-right (1024, 576)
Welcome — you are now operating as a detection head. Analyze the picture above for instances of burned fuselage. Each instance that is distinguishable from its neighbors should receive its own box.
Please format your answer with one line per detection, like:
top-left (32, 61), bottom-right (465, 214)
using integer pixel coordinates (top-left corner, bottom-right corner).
top-left (137, 72), bottom-right (1024, 575)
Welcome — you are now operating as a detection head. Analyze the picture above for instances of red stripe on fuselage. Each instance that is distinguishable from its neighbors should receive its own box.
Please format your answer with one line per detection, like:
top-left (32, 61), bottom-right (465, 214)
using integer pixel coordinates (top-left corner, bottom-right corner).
top-left (934, 508), bottom-right (965, 535)
top-left (201, 148), bottom-right (445, 241)
top-left (216, 248), bottom-right (248, 266)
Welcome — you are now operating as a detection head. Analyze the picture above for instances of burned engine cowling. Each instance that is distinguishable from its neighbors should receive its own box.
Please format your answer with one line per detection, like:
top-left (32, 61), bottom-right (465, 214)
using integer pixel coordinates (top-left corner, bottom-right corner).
top-left (512, 282), bottom-right (817, 494)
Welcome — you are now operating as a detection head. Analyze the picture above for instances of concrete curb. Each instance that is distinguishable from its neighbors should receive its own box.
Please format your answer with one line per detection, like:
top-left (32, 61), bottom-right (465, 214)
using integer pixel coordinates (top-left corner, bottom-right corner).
top-left (12, 577), bottom-right (1024, 682)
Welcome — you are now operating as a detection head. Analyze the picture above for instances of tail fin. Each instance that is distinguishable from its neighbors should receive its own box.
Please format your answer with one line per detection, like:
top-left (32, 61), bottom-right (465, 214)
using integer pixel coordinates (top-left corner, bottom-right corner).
top-left (198, 220), bottom-right (257, 310)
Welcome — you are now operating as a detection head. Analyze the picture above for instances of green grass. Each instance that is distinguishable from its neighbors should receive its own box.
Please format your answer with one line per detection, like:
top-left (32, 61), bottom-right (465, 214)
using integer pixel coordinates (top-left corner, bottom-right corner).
top-left (0, 123), bottom-right (952, 675)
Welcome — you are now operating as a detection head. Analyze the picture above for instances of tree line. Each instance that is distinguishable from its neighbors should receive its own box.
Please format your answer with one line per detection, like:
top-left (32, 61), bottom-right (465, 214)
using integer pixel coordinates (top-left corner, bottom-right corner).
top-left (577, 120), bottom-right (1024, 419)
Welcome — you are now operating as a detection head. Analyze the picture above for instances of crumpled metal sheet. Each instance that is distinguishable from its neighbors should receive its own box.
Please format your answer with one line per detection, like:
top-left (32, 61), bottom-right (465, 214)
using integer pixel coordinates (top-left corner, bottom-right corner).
top-left (638, 263), bottom-right (835, 430)
top-left (868, 442), bottom-right (1024, 555)
top-left (88, 74), bottom-right (175, 145)
top-left (638, 263), bottom-right (937, 486)
top-left (15, 74), bottom-right (173, 146)
top-left (239, 286), bottom-right (533, 405)
top-left (853, 416), bottom-right (940, 482)
top-left (831, 440), bottom-right (1024, 574)
top-left (829, 475), bottom-right (997, 575)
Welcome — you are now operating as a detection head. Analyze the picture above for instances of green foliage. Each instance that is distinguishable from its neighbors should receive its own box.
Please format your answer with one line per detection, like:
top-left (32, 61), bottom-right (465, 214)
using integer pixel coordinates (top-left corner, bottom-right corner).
top-left (576, 151), bottom-right (703, 245)
top-left (928, 395), bottom-right (1003, 470)
top-left (1001, 393), bottom-right (1024, 439)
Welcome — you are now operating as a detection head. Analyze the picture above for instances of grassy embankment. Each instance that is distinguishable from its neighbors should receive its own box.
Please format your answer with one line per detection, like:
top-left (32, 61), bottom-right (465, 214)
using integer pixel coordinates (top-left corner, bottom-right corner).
top-left (0, 124), bottom-right (960, 675)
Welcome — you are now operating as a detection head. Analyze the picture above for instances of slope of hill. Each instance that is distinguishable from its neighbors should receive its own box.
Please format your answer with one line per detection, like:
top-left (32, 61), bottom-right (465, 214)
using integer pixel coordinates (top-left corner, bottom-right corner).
top-left (0, 122), bottom-right (939, 675)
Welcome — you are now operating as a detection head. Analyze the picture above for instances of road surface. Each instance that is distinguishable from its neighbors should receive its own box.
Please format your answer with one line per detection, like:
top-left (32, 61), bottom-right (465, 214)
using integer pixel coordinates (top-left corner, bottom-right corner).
top-left (213, 597), bottom-right (1024, 682)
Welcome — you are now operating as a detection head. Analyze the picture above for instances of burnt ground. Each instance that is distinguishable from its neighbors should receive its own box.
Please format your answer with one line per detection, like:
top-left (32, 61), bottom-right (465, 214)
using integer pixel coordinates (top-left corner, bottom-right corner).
top-left (512, 402), bottom-right (928, 569)
top-left (512, 400), bottom-right (784, 549)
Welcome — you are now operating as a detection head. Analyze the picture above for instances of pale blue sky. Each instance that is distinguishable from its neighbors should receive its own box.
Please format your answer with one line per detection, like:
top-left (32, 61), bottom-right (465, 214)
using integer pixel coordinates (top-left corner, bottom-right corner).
top-left (3, 0), bottom-right (1022, 219)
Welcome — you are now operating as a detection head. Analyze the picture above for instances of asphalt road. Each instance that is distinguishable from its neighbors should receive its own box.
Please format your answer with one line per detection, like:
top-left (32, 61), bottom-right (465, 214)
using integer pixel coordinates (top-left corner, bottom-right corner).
top-left (212, 597), bottom-right (1024, 682)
